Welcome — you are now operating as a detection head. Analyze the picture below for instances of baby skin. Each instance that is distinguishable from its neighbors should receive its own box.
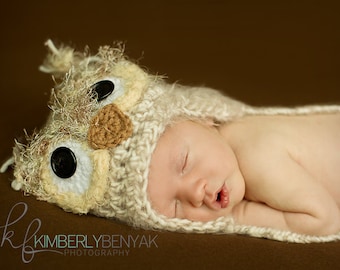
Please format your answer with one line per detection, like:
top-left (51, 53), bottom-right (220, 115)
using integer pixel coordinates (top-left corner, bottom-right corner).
top-left (147, 113), bottom-right (340, 236)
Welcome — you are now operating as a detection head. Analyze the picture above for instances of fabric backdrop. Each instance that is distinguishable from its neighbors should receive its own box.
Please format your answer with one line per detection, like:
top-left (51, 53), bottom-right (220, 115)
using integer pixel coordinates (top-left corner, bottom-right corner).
top-left (1, 1), bottom-right (339, 269)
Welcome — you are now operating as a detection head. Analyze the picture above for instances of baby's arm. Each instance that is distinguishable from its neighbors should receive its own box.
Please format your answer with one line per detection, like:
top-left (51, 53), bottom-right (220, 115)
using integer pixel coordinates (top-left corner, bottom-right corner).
top-left (232, 199), bottom-right (338, 236)
top-left (232, 144), bottom-right (340, 236)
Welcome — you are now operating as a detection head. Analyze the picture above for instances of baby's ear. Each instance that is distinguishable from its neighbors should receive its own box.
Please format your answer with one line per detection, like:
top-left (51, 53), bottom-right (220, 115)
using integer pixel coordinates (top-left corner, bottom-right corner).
top-left (39, 39), bottom-right (75, 78)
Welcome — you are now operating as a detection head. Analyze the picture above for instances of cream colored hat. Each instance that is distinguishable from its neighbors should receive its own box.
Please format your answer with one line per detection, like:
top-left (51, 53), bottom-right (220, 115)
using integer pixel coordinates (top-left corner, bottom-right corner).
top-left (4, 40), bottom-right (340, 243)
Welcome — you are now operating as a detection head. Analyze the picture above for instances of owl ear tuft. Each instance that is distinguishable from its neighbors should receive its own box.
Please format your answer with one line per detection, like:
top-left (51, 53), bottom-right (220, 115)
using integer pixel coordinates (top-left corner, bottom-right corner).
top-left (39, 39), bottom-right (76, 78)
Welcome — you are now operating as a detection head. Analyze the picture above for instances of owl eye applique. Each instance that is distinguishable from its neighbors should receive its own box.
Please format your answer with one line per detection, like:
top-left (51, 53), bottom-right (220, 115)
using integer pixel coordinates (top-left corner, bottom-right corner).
top-left (49, 141), bottom-right (93, 195)
top-left (91, 78), bottom-right (124, 106)
top-left (88, 77), bottom-right (133, 150)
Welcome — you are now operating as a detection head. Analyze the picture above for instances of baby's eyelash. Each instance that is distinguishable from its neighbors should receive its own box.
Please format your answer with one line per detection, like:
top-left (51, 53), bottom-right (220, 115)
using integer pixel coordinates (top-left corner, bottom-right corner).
top-left (181, 152), bottom-right (188, 173)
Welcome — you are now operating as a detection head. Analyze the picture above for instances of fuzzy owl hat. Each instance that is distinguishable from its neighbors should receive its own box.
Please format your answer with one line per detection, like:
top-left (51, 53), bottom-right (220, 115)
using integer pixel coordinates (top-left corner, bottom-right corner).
top-left (5, 40), bottom-right (340, 243)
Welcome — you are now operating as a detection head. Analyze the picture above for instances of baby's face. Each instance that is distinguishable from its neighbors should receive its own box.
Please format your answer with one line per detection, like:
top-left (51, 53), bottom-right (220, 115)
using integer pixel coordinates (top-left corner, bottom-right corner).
top-left (148, 120), bottom-right (245, 222)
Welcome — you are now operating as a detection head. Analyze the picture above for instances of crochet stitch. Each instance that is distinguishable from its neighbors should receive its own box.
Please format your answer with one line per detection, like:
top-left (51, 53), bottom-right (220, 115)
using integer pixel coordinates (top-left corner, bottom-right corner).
top-left (88, 103), bottom-right (133, 149)
top-left (4, 40), bottom-right (340, 243)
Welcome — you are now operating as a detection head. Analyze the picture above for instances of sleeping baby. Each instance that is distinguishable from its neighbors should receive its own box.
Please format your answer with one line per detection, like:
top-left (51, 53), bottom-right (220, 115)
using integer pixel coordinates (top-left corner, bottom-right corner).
top-left (148, 114), bottom-right (340, 236)
top-left (3, 40), bottom-right (340, 243)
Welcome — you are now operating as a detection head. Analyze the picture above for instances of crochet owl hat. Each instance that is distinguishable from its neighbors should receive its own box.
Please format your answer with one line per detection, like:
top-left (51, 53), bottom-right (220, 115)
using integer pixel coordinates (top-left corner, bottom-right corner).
top-left (5, 40), bottom-right (340, 243)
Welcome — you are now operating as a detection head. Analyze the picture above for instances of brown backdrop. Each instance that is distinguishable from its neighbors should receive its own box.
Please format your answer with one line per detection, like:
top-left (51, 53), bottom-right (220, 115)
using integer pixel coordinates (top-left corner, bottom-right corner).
top-left (1, 1), bottom-right (340, 269)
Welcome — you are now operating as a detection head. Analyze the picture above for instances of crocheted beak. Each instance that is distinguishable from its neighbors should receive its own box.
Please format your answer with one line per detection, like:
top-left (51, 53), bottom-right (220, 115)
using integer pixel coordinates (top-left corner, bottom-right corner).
top-left (88, 103), bottom-right (133, 150)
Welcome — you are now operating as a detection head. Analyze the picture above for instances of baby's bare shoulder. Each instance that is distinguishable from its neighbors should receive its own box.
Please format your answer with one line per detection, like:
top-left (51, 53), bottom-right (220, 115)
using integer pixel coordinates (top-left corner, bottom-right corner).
top-left (227, 114), bottom-right (340, 167)
top-left (226, 117), bottom-right (289, 177)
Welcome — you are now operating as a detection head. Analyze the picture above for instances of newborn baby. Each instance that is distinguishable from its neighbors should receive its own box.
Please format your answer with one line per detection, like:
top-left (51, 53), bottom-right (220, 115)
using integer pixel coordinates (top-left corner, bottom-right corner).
top-left (5, 40), bottom-right (340, 243)
top-left (148, 114), bottom-right (340, 236)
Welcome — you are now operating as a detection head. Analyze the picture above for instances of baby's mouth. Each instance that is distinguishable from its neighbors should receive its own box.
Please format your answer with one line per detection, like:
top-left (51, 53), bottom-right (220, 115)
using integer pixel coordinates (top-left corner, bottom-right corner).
top-left (216, 184), bottom-right (229, 208)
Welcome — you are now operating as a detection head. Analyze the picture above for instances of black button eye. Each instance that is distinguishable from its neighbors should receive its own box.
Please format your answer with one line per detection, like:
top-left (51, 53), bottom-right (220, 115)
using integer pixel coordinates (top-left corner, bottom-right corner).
top-left (51, 147), bottom-right (77, 179)
top-left (91, 80), bottom-right (115, 101)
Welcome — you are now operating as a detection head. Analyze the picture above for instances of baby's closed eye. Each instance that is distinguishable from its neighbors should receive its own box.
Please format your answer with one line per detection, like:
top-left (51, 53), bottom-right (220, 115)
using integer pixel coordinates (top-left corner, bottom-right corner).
top-left (181, 152), bottom-right (189, 174)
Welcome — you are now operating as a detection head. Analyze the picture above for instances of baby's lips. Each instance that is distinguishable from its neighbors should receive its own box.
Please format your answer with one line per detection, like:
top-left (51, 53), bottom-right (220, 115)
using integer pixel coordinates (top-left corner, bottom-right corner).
top-left (208, 184), bottom-right (230, 210)
top-left (220, 185), bottom-right (230, 208)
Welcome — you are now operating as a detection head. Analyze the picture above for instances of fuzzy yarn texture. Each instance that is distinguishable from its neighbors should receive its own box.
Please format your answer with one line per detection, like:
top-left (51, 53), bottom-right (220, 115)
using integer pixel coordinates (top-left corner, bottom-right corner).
top-left (5, 40), bottom-right (340, 243)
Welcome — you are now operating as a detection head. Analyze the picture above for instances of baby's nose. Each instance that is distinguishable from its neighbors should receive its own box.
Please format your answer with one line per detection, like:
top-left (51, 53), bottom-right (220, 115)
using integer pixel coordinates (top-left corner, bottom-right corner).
top-left (179, 178), bottom-right (206, 208)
